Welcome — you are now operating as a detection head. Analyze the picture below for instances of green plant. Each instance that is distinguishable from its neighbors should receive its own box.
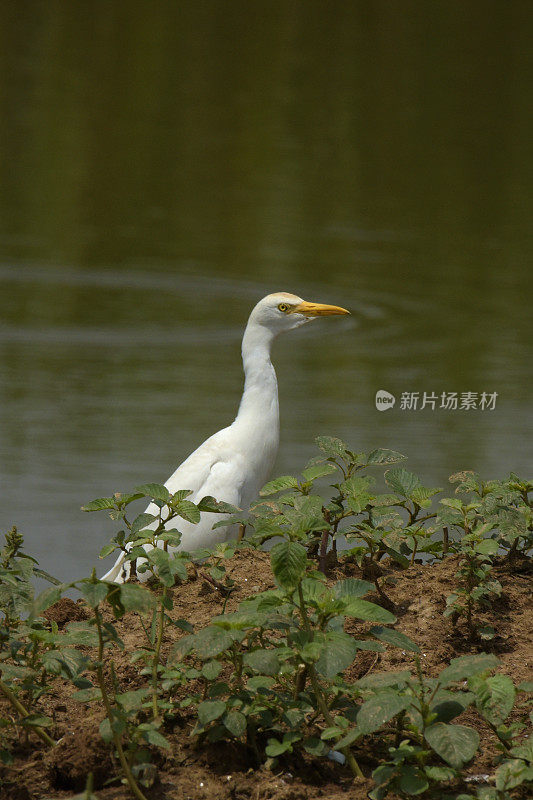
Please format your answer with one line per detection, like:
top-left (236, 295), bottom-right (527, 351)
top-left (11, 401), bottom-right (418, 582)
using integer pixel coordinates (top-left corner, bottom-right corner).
top-left (366, 654), bottom-right (502, 798)
top-left (444, 527), bottom-right (502, 641)
top-left (445, 471), bottom-right (533, 558)
top-left (169, 527), bottom-right (424, 780)
top-left (240, 438), bottom-right (442, 606)
top-left (67, 572), bottom-right (161, 800)
top-left (78, 484), bottom-right (240, 795)
top-left (470, 673), bottom-right (533, 795)
top-left (366, 656), bottom-right (533, 799)
top-left (1, 442), bottom-right (531, 800)
top-left (0, 527), bottom-right (64, 756)
top-left (83, 485), bottom-right (238, 717)
top-left (438, 477), bottom-right (503, 640)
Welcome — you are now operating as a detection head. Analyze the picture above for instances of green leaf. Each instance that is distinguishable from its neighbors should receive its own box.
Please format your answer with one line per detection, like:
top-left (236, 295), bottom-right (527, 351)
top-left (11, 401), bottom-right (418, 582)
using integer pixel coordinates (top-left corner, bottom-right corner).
top-left (341, 476), bottom-right (374, 512)
top-left (247, 675), bottom-right (275, 692)
top-left (315, 435), bottom-right (349, 459)
top-left (31, 585), bottom-right (64, 617)
top-left (243, 649), bottom-right (280, 676)
top-left (81, 497), bottom-right (116, 512)
top-left (265, 732), bottom-right (301, 757)
top-left (439, 653), bottom-right (500, 683)
top-left (423, 765), bottom-right (456, 782)
top-left (283, 495), bottom-right (329, 533)
top-left (341, 597), bottom-right (396, 624)
top-left (197, 700), bottom-right (226, 725)
top-left (355, 670), bottom-right (411, 689)
top-left (116, 688), bottom-right (150, 712)
top-left (496, 759), bottom-right (533, 791)
top-left (174, 500), bottom-right (201, 524)
top-left (370, 626), bottom-right (420, 653)
top-left (334, 578), bottom-right (374, 599)
top-left (211, 610), bottom-right (265, 630)
top-left (370, 766), bottom-right (396, 798)
top-left (134, 483), bottom-right (170, 502)
top-left (79, 580), bottom-right (109, 608)
top-left (270, 541), bottom-right (307, 589)
top-left (301, 462), bottom-right (338, 482)
top-left (21, 714), bottom-right (53, 729)
top-left (117, 583), bottom-right (156, 614)
top-left (144, 548), bottom-right (185, 587)
top-left (475, 675), bottom-right (515, 726)
top-left (170, 489), bottom-right (193, 501)
top-left (384, 468), bottom-right (421, 496)
top-left (478, 624), bottom-right (496, 641)
top-left (410, 486), bottom-right (441, 508)
top-left (62, 622), bottom-right (99, 646)
top-left (370, 493), bottom-right (403, 507)
top-left (223, 710), bottom-right (247, 738)
top-left (399, 765), bottom-right (429, 795)
top-left (193, 627), bottom-right (234, 659)
top-left (33, 567), bottom-right (62, 585)
top-left (354, 640), bottom-right (385, 652)
top-left (475, 538), bottom-right (499, 555)
top-left (384, 546), bottom-right (410, 568)
top-left (366, 449), bottom-right (407, 465)
top-left (260, 476), bottom-right (298, 496)
top-left (356, 691), bottom-right (410, 735)
top-left (42, 648), bottom-right (87, 678)
top-left (99, 543), bottom-right (117, 559)
top-left (505, 739), bottom-right (533, 767)
top-left (141, 727), bottom-right (171, 749)
top-left (315, 632), bottom-right (358, 678)
top-left (440, 497), bottom-right (463, 510)
top-left (335, 727), bottom-right (361, 748)
top-left (201, 661), bottom-right (222, 680)
top-left (430, 699), bottom-right (470, 724)
top-left (197, 496), bottom-right (240, 514)
top-left (0, 664), bottom-right (35, 682)
top-left (72, 687), bottom-right (102, 703)
top-left (424, 723), bottom-right (479, 769)
top-left (131, 512), bottom-right (157, 534)
top-left (265, 738), bottom-right (289, 757)
top-left (303, 737), bottom-right (329, 757)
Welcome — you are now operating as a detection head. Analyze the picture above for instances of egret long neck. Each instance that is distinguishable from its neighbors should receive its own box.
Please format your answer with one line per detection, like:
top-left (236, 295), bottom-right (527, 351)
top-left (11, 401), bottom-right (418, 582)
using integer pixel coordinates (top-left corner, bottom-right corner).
top-left (235, 323), bottom-right (279, 430)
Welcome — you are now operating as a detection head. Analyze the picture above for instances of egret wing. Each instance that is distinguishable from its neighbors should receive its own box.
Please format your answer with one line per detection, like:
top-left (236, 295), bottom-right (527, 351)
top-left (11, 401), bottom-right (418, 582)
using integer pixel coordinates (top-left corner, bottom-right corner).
top-left (163, 428), bottom-right (235, 499)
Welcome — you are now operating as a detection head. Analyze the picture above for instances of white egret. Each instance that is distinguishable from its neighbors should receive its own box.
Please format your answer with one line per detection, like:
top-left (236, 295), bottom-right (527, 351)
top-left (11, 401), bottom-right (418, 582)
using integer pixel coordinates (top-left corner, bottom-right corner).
top-left (101, 292), bottom-right (349, 582)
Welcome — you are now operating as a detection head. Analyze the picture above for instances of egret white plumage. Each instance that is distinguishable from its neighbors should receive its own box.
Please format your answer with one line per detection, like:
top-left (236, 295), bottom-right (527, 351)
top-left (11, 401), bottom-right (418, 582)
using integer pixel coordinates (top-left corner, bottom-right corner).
top-left (101, 292), bottom-right (349, 583)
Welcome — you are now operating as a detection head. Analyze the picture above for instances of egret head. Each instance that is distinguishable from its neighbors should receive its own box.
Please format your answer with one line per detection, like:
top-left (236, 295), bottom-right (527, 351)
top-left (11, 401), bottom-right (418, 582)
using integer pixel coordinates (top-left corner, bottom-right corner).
top-left (249, 292), bottom-right (350, 336)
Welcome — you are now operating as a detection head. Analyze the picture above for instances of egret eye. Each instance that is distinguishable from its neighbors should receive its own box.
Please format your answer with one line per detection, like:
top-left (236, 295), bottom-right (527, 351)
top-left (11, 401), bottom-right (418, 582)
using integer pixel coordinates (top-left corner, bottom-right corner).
top-left (278, 303), bottom-right (290, 312)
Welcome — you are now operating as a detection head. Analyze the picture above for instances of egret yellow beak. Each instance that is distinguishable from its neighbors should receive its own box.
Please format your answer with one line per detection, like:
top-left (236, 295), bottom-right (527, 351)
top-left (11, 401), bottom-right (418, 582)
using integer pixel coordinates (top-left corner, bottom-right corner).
top-left (291, 300), bottom-right (350, 317)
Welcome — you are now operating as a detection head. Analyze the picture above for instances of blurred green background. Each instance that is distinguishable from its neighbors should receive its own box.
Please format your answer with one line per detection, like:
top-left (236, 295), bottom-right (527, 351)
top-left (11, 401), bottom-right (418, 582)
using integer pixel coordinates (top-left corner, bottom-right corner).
top-left (0, 1), bottom-right (531, 580)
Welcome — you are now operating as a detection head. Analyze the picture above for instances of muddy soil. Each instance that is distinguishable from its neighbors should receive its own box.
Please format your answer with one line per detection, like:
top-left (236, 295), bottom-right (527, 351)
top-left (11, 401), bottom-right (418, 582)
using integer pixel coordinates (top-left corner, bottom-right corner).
top-left (1, 550), bottom-right (532, 800)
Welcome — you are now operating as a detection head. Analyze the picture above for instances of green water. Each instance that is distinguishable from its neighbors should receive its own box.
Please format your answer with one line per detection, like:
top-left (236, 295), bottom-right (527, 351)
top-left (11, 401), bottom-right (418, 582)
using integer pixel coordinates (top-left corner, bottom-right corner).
top-left (0, 2), bottom-right (531, 581)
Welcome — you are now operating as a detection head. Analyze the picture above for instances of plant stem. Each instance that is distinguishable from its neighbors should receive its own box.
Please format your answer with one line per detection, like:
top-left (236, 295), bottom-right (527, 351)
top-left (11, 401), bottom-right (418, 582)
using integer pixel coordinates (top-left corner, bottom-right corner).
top-left (319, 530), bottom-right (329, 574)
top-left (151, 590), bottom-right (167, 720)
top-left (308, 665), bottom-right (364, 780)
top-left (410, 537), bottom-right (418, 566)
top-left (94, 610), bottom-right (149, 800)
top-left (0, 678), bottom-right (55, 747)
top-left (296, 581), bottom-right (364, 781)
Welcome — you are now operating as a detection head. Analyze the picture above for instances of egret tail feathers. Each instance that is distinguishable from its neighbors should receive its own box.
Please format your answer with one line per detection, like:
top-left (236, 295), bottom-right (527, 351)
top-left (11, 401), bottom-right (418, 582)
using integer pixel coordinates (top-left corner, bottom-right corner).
top-left (101, 551), bottom-right (131, 584)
